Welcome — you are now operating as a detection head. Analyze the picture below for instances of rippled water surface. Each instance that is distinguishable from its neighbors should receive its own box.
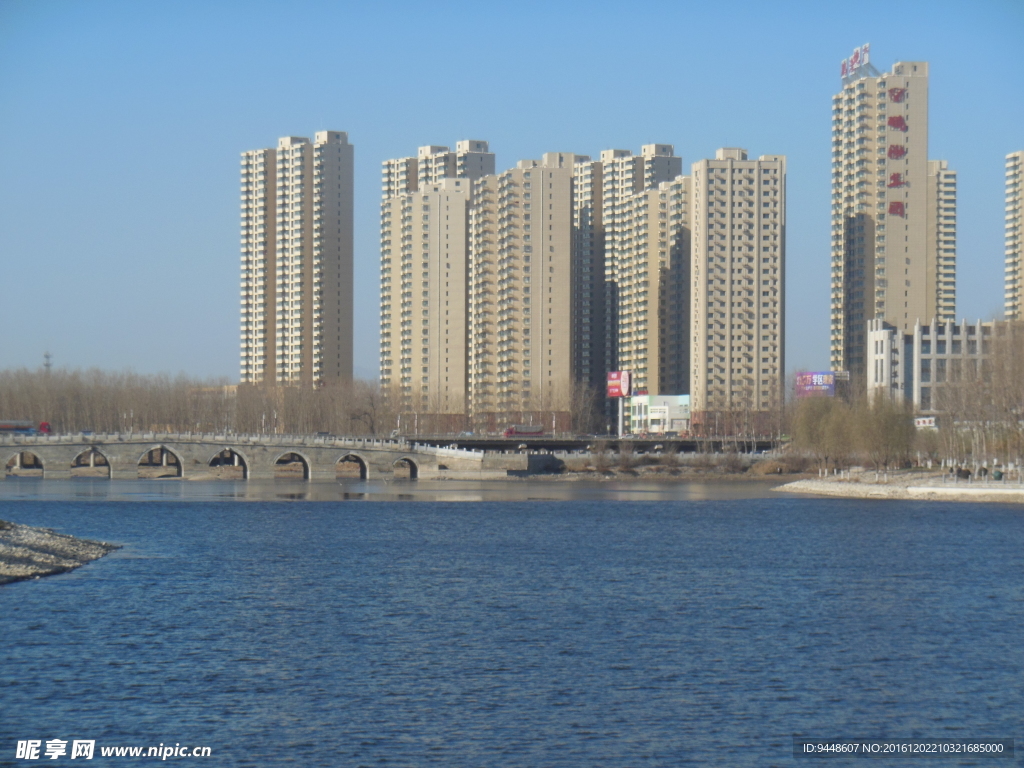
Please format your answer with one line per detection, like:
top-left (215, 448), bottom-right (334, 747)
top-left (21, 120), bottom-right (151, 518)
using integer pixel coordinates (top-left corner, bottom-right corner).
top-left (2, 481), bottom-right (1022, 766)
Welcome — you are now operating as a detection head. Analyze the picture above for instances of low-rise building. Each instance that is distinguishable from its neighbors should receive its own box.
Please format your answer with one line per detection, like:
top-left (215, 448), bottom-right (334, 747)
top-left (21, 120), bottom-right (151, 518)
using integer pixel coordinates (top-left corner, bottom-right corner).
top-left (867, 317), bottom-right (1014, 412)
top-left (627, 394), bottom-right (690, 435)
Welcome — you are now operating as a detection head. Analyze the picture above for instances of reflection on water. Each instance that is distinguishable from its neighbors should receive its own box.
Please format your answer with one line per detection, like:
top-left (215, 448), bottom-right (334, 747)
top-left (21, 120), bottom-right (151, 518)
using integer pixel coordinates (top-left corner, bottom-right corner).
top-left (0, 476), bottom-right (787, 503)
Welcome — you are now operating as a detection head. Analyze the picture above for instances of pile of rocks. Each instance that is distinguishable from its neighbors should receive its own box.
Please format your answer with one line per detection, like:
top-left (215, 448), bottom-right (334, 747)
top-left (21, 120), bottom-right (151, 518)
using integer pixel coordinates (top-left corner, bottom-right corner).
top-left (0, 519), bottom-right (119, 586)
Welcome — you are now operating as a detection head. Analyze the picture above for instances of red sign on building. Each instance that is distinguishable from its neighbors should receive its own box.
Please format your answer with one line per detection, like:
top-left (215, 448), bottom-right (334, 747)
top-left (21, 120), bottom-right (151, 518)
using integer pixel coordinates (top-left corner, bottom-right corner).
top-left (888, 145), bottom-right (907, 159)
top-left (606, 371), bottom-right (632, 399)
top-left (888, 202), bottom-right (905, 217)
top-left (888, 87), bottom-right (907, 103)
top-left (887, 173), bottom-right (906, 188)
top-left (887, 116), bottom-right (909, 132)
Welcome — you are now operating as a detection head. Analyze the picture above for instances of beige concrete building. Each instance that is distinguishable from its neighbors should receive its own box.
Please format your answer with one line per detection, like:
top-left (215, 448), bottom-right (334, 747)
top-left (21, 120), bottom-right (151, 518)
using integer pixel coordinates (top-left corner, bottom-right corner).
top-left (600, 145), bottom-right (683, 378)
top-left (830, 59), bottom-right (956, 377)
top-left (467, 153), bottom-right (583, 430)
top-left (613, 176), bottom-right (691, 396)
top-left (690, 149), bottom-right (785, 422)
top-left (379, 178), bottom-right (472, 422)
top-left (240, 131), bottom-right (353, 386)
top-left (571, 156), bottom-right (606, 389)
top-left (1006, 151), bottom-right (1023, 320)
top-left (240, 148), bottom-right (277, 383)
top-left (927, 160), bottom-right (958, 323)
top-left (382, 141), bottom-right (495, 201)
top-left (379, 141), bottom-right (493, 423)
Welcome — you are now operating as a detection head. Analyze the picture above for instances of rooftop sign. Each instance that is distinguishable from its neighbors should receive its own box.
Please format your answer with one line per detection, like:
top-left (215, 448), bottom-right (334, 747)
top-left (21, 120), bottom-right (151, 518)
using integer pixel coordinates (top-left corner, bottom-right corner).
top-left (840, 44), bottom-right (871, 80)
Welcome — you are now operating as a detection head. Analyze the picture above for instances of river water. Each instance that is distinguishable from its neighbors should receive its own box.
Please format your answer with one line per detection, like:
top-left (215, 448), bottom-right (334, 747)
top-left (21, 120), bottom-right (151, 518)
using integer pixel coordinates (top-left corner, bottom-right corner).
top-left (2, 479), bottom-right (1022, 766)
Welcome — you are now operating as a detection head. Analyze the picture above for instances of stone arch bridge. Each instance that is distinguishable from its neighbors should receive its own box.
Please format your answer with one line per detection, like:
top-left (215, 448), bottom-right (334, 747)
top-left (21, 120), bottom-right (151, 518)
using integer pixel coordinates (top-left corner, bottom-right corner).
top-left (1, 433), bottom-right (487, 481)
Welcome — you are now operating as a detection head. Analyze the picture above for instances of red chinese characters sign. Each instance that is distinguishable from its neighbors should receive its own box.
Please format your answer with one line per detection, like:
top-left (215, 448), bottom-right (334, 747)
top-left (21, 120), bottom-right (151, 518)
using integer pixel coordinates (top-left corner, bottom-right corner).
top-left (888, 202), bottom-right (905, 217)
top-left (888, 116), bottom-right (909, 132)
top-left (888, 87), bottom-right (906, 103)
top-left (840, 43), bottom-right (870, 78)
top-left (607, 371), bottom-right (631, 399)
top-left (887, 173), bottom-right (906, 188)
top-left (888, 145), bottom-right (907, 159)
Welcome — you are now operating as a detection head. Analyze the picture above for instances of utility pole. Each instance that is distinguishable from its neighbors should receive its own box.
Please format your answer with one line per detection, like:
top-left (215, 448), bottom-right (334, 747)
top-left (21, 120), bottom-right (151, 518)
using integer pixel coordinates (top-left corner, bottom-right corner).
top-left (43, 351), bottom-right (52, 374)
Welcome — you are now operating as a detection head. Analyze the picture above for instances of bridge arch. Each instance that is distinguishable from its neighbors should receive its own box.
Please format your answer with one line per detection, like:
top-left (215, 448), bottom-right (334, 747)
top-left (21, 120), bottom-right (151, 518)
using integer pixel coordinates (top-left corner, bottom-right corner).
top-left (392, 456), bottom-right (419, 480)
top-left (336, 452), bottom-right (368, 480)
top-left (4, 450), bottom-right (43, 477)
top-left (136, 445), bottom-right (183, 478)
top-left (208, 448), bottom-right (249, 480)
top-left (71, 447), bottom-right (110, 478)
top-left (274, 451), bottom-right (310, 481)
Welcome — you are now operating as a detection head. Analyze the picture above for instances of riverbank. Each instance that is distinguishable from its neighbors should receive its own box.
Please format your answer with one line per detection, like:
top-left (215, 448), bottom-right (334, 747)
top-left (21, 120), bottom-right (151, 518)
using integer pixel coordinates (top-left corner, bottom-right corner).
top-left (0, 519), bottom-right (119, 585)
top-left (776, 472), bottom-right (1024, 504)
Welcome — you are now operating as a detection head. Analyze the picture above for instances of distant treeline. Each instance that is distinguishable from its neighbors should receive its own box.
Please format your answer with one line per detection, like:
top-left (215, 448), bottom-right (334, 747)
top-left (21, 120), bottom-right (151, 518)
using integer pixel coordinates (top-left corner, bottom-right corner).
top-left (791, 325), bottom-right (1024, 469)
top-left (0, 369), bottom-right (395, 436)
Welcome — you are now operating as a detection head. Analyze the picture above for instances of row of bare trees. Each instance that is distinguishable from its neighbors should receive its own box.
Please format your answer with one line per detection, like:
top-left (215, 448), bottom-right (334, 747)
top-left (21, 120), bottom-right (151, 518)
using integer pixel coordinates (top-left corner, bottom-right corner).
top-left (791, 396), bottom-right (917, 472)
top-left (929, 324), bottom-right (1024, 467)
top-left (792, 323), bottom-right (1024, 471)
top-left (0, 368), bottom-right (609, 437)
top-left (0, 369), bottom-right (399, 436)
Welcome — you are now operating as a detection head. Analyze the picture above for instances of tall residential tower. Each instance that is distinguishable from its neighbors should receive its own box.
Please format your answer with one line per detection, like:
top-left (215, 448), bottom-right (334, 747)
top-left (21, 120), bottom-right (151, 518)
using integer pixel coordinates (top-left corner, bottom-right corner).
top-left (240, 131), bottom-right (353, 386)
top-left (829, 53), bottom-right (956, 377)
top-left (467, 153), bottom-right (582, 430)
top-left (1006, 151), bottom-right (1023, 320)
top-left (379, 141), bottom-right (494, 419)
top-left (690, 149), bottom-right (785, 420)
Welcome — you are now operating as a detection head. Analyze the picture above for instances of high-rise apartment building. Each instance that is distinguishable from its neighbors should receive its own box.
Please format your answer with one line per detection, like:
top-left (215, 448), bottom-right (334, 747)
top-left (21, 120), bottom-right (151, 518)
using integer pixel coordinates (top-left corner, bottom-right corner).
top-left (240, 131), bottom-right (353, 386)
top-left (599, 146), bottom-right (684, 381)
top-left (927, 160), bottom-right (957, 322)
top-left (240, 148), bottom-right (277, 383)
top-left (467, 153), bottom-right (582, 430)
top-left (1006, 151), bottom-right (1023, 320)
top-left (829, 56), bottom-right (956, 377)
top-left (379, 141), bottom-right (494, 419)
top-left (613, 176), bottom-right (691, 396)
top-left (571, 157), bottom-right (606, 389)
top-left (380, 178), bottom-right (472, 422)
top-left (690, 149), bottom-right (786, 420)
top-left (381, 141), bottom-right (495, 200)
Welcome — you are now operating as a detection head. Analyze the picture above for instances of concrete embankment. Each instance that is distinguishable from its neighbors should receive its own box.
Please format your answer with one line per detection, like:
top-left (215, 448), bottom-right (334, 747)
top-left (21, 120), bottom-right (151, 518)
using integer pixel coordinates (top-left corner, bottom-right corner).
top-left (0, 520), bottom-right (119, 586)
top-left (776, 476), bottom-right (1024, 504)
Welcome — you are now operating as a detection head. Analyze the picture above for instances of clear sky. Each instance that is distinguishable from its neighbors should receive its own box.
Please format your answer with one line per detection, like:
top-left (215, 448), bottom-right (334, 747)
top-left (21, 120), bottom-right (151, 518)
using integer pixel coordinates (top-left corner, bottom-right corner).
top-left (1, 0), bottom-right (1021, 381)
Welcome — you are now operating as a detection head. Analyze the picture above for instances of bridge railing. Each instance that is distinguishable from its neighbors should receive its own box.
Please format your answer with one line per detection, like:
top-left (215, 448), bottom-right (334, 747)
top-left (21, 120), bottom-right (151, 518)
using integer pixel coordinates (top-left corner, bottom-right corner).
top-left (0, 432), bottom-right (431, 452)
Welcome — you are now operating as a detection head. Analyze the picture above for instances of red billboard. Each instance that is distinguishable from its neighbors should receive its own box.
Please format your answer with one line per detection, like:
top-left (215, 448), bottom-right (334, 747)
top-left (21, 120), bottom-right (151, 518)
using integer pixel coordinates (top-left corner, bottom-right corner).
top-left (607, 371), bottom-right (631, 398)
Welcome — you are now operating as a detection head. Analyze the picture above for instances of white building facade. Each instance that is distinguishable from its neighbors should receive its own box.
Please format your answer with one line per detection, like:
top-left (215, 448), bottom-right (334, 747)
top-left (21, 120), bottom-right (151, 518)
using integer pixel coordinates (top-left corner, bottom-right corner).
top-left (1006, 151), bottom-right (1023, 320)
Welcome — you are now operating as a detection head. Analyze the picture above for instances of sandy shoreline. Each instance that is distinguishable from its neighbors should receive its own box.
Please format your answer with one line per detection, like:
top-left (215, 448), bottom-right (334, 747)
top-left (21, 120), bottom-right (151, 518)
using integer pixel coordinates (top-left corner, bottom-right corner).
top-left (0, 520), bottom-right (119, 586)
top-left (775, 474), bottom-right (1024, 504)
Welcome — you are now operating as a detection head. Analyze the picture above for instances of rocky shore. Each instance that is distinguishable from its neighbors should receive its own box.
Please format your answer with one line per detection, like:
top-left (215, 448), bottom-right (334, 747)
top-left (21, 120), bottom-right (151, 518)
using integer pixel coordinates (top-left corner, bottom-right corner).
top-left (775, 472), bottom-right (1024, 504)
top-left (0, 520), bottom-right (119, 586)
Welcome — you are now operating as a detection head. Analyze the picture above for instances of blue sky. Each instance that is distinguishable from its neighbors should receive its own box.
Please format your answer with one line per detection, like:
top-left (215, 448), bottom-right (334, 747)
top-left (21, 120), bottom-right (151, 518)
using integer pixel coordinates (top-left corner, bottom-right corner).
top-left (1, 0), bottom-right (1021, 381)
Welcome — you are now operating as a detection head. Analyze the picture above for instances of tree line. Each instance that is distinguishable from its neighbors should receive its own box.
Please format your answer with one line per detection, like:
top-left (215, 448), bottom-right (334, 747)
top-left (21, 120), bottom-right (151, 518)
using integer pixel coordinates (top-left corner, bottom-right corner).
top-left (790, 396), bottom-right (917, 472)
top-left (791, 323), bottom-right (1024, 472)
top-left (0, 369), bottom-right (398, 436)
